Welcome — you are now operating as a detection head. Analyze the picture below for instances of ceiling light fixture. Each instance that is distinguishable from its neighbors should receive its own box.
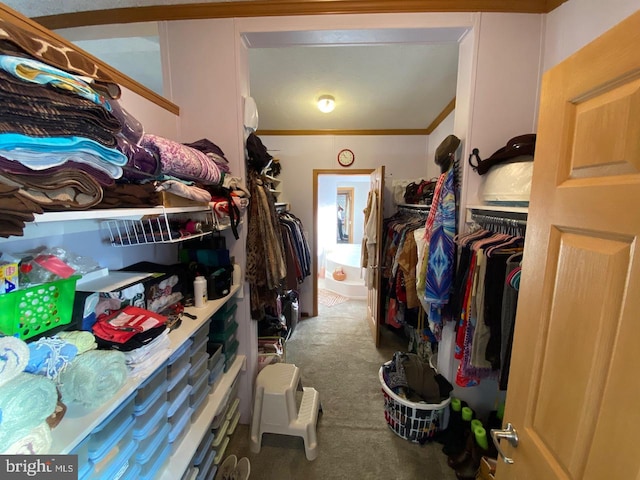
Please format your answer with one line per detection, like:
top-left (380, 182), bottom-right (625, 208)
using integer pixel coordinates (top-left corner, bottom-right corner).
top-left (317, 95), bottom-right (336, 113)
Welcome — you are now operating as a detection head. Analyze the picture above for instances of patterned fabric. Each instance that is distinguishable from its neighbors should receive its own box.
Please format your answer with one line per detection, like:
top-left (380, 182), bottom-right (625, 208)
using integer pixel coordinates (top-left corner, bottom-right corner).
top-left (245, 172), bottom-right (286, 318)
top-left (0, 55), bottom-right (111, 110)
top-left (0, 68), bottom-right (121, 148)
top-left (0, 166), bottom-right (104, 210)
top-left (0, 18), bottom-right (120, 98)
top-left (424, 166), bottom-right (456, 317)
top-left (142, 133), bottom-right (223, 185)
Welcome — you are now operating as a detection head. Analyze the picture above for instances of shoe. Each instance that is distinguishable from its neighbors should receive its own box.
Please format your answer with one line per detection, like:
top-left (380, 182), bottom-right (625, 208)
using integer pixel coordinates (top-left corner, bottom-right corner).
top-left (233, 457), bottom-right (251, 480)
top-left (218, 455), bottom-right (237, 480)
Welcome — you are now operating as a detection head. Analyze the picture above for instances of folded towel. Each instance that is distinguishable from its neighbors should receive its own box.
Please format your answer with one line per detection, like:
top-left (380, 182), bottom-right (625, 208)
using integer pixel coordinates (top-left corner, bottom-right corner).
top-left (59, 350), bottom-right (128, 409)
top-left (5, 422), bottom-right (52, 455)
top-left (0, 372), bottom-right (58, 451)
top-left (25, 337), bottom-right (78, 380)
top-left (56, 331), bottom-right (97, 354)
top-left (0, 336), bottom-right (29, 387)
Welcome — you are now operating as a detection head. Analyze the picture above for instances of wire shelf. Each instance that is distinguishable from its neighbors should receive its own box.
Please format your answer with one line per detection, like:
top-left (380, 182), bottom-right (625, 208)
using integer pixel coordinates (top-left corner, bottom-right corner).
top-left (102, 207), bottom-right (217, 246)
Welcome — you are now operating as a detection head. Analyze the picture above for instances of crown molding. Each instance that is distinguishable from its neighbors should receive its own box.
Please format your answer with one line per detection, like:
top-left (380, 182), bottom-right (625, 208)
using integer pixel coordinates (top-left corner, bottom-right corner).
top-left (35, 0), bottom-right (562, 29)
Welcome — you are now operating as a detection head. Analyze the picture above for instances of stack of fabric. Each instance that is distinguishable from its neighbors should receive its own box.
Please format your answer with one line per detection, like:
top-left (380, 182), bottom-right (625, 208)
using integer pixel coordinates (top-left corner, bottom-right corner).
top-left (0, 18), bottom-right (248, 238)
top-left (0, 19), bottom-right (128, 237)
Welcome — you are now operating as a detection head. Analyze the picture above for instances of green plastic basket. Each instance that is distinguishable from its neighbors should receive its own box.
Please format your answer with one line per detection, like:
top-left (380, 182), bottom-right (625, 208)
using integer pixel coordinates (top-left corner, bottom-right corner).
top-left (0, 275), bottom-right (80, 340)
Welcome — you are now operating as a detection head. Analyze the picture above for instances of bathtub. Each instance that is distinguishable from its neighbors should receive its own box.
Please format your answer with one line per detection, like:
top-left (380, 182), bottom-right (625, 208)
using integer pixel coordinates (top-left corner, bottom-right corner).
top-left (322, 243), bottom-right (367, 298)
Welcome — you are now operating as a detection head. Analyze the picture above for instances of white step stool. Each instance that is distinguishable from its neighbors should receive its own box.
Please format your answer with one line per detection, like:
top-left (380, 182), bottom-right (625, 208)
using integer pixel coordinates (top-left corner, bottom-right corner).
top-left (250, 363), bottom-right (320, 460)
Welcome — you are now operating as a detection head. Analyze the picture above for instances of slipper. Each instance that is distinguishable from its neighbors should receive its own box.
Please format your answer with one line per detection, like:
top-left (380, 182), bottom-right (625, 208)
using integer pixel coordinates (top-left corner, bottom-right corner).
top-left (233, 457), bottom-right (251, 480)
top-left (217, 454), bottom-right (237, 480)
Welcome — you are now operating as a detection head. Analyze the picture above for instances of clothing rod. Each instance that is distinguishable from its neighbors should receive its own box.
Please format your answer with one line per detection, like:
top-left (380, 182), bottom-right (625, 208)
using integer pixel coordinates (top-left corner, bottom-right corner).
top-left (397, 203), bottom-right (431, 211)
top-left (471, 212), bottom-right (527, 227)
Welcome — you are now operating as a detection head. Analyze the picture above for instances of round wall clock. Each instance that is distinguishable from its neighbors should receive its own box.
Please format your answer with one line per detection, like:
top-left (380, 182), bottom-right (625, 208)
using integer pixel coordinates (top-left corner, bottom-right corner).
top-left (338, 148), bottom-right (355, 167)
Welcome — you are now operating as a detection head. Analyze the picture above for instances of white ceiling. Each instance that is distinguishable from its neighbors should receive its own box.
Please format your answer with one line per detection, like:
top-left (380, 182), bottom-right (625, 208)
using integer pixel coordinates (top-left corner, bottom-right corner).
top-left (7, 2), bottom-right (464, 132)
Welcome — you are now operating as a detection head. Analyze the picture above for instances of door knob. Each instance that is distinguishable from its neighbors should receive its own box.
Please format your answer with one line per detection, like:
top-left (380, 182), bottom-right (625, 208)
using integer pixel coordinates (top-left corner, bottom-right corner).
top-left (490, 423), bottom-right (519, 464)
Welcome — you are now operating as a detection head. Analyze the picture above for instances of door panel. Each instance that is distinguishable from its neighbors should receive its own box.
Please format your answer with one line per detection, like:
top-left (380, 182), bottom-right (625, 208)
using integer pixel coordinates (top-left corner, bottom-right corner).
top-left (366, 165), bottom-right (384, 346)
top-left (499, 11), bottom-right (640, 479)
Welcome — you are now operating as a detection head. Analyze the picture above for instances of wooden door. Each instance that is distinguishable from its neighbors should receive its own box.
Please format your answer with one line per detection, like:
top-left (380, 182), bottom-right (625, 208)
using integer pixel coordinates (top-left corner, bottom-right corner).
top-left (366, 166), bottom-right (385, 346)
top-left (497, 11), bottom-right (640, 479)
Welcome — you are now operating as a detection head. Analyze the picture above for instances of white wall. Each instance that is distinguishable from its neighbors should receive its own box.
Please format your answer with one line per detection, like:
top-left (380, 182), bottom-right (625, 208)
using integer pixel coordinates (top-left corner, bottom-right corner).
top-left (543, 0), bottom-right (639, 72)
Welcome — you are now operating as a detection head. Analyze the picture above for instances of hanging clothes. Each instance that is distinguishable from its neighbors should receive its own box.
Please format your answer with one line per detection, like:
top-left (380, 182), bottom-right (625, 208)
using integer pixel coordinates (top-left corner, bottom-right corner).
top-left (278, 210), bottom-right (311, 290)
top-left (450, 226), bottom-right (525, 388)
top-left (361, 189), bottom-right (378, 288)
top-left (245, 170), bottom-right (286, 319)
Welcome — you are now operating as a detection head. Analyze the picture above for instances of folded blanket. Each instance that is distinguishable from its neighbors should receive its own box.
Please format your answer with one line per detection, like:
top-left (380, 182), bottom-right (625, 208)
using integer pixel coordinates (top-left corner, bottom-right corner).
top-left (0, 372), bottom-right (58, 452)
top-left (5, 422), bottom-right (52, 455)
top-left (142, 133), bottom-right (223, 185)
top-left (0, 168), bottom-right (104, 211)
top-left (0, 55), bottom-right (111, 111)
top-left (0, 336), bottom-right (29, 387)
top-left (59, 350), bottom-right (128, 409)
top-left (25, 337), bottom-right (78, 380)
top-left (96, 183), bottom-right (159, 209)
top-left (155, 179), bottom-right (211, 203)
top-left (0, 18), bottom-right (120, 97)
top-left (0, 69), bottom-right (121, 148)
top-left (0, 132), bottom-right (127, 167)
top-left (110, 100), bottom-right (144, 144)
top-left (0, 149), bottom-right (123, 181)
top-left (0, 156), bottom-right (114, 187)
top-left (184, 138), bottom-right (231, 174)
top-left (56, 331), bottom-right (97, 355)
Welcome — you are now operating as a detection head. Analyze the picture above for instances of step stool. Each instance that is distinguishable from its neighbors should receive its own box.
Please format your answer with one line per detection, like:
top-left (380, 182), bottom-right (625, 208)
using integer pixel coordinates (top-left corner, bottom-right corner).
top-left (250, 363), bottom-right (320, 460)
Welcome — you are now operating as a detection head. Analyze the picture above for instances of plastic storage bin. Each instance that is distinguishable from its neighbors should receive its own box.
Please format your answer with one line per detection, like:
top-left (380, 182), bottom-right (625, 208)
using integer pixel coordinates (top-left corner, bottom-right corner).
top-left (169, 405), bottom-right (193, 451)
top-left (207, 343), bottom-right (223, 371)
top-left (135, 362), bottom-right (168, 408)
top-left (88, 394), bottom-right (135, 457)
top-left (0, 275), bottom-right (80, 340)
top-left (88, 437), bottom-right (137, 480)
top-left (196, 448), bottom-right (216, 480)
top-left (135, 423), bottom-right (170, 465)
top-left (88, 417), bottom-right (135, 474)
top-left (208, 354), bottom-right (225, 388)
top-left (192, 428), bottom-right (215, 467)
top-left (378, 363), bottom-right (451, 443)
top-left (191, 323), bottom-right (209, 354)
top-left (139, 442), bottom-right (172, 480)
top-left (168, 338), bottom-right (193, 383)
top-left (168, 364), bottom-right (191, 404)
top-left (210, 302), bottom-right (237, 334)
top-left (134, 381), bottom-right (168, 429)
top-left (71, 433), bottom-right (91, 472)
top-left (224, 340), bottom-right (239, 372)
top-left (209, 320), bottom-right (238, 351)
top-left (189, 351), bottom-right (209, 385)
top-left (169, 383), bottom-right (192, 427)
top-left (134, 401), bottom-right (169, 447)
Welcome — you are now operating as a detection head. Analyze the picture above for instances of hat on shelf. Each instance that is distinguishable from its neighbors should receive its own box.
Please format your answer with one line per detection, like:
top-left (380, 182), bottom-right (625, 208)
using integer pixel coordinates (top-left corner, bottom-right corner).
top-left (471, 134), bottom-right (536, 175)
top-left (435, 134), bottom-right (461, 171)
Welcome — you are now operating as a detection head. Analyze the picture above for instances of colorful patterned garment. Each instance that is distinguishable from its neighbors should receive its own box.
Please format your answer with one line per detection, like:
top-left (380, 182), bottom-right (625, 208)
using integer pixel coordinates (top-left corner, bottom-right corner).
top-left (424, 165), bottom-right (456, 321)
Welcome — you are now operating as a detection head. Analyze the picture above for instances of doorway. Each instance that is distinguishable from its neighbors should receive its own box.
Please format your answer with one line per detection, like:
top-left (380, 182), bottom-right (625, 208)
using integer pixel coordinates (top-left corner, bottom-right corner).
top-left (313, 169), bottom-right (372, 317)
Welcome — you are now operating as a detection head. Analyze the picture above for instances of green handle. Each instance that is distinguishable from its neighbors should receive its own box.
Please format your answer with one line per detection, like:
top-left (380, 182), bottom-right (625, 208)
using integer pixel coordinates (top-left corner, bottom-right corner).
top-left (497, 402), bottom-right (505, 420)
top-left (474, 426), bottom-right (489, 450)
top-left (471, 419), bottom-right (483, 432)
top-left (451, 398), bottom-right (462, 412)
top-left (461, 406), bottom-right (473, 422)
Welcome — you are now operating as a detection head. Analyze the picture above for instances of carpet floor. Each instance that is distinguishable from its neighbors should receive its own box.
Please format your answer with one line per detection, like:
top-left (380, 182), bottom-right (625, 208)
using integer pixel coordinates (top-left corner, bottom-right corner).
top-left (225, 299), bottom-right (456, 480)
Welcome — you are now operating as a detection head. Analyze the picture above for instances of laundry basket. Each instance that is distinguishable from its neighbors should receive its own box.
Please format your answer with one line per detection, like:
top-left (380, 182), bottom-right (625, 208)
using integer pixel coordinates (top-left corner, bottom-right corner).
top-left (379, 362), bottom-right (450, 443)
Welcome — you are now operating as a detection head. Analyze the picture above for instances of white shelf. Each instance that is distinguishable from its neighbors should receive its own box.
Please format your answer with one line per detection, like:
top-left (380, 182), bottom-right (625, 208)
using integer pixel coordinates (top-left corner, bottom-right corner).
top-left (49, 283), bottom-right (241, 454)
top-left (466, 204), bottom-right (529, 214)
top-left (32, 205), bottom-right (211, 223)
top-left (158, 354), bottom-right (245, 480)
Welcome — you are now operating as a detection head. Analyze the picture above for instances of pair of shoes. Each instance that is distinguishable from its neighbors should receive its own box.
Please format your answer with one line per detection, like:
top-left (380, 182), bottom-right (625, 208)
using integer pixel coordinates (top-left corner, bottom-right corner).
top-left (217, 455), bottom-right (251, 480)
